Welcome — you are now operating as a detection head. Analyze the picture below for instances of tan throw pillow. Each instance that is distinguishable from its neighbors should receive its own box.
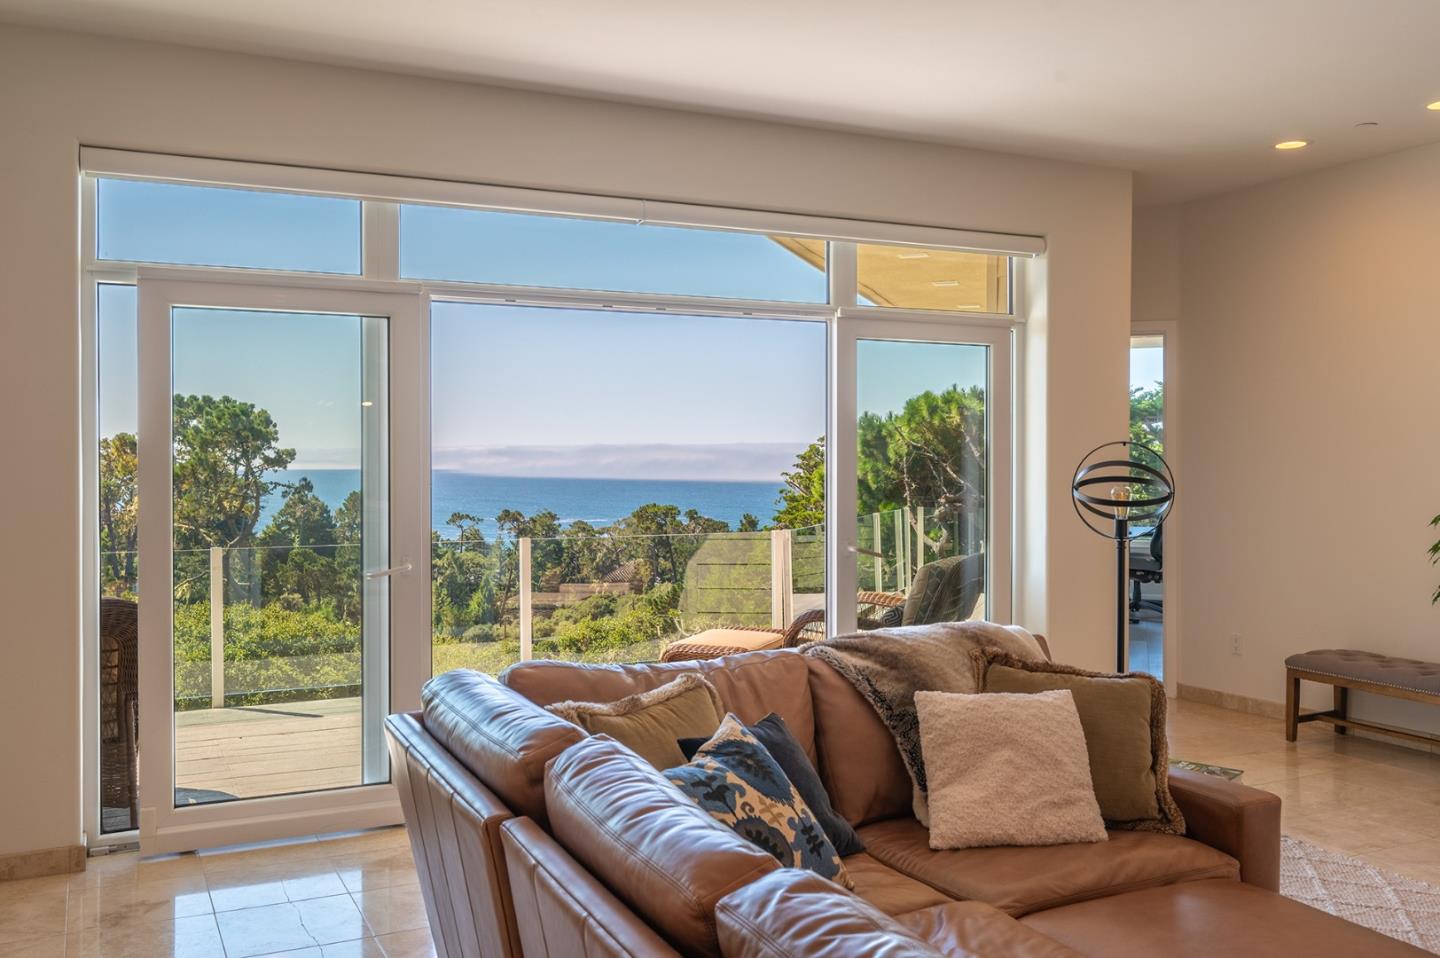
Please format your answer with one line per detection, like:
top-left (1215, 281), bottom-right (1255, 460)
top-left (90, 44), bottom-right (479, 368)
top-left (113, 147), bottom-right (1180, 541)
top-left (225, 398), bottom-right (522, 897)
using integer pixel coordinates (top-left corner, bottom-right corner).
top-left (916, 689), bottom-right (1107, 850)
top-left (546, 673), bottom-right (724, 769)
top-left (975, 650), bottom-right (1184, 834)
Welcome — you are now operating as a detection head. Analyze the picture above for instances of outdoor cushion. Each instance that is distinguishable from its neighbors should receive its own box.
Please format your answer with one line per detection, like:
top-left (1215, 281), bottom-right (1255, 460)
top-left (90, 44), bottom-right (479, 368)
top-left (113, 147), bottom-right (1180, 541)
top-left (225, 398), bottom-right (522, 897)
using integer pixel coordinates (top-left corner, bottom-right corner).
top-left (1285, 649), bottom-right (1440, 694)
top-left (856, 817), bottom-right (1239, 916)
top-left (680, 711), bottom-right (865, 856)
top-left (545, 672), bottom-right (723, 769)
top-left (664, 714), bottom-right (852, 887)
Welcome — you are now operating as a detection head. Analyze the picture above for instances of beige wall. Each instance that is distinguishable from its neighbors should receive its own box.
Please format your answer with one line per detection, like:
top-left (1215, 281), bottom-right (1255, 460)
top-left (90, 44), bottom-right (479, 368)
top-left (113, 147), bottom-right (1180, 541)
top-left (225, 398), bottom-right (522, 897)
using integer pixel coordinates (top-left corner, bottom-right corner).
top-left (1177, 140), bottom-right (1440, 730)
top-left (1132, 205), bottom-right (1182, 324)
top-left (0, 24), bottom-right (1131, 857)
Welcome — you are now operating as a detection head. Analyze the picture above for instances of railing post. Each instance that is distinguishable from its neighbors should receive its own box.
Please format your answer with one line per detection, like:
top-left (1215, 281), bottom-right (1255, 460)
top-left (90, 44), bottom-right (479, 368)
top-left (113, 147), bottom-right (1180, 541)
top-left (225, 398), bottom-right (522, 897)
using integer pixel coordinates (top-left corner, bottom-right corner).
top-left (209, 546), bottom-right (224, 709)
top-left (871, 512), bottom-right (883, 590)
top-left (770, 529), bottom-right (793, 629)
top-left (896, 509), bottom-right (910, 592)
top-left (915, 505), bottom-right (926, 574)
top-left (518, 537), bottom-right (533, 661)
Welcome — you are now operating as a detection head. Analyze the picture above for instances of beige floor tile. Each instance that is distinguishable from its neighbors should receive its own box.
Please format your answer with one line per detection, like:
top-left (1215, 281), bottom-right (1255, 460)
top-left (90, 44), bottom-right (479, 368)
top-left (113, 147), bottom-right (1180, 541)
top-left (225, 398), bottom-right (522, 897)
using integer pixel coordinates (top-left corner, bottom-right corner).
top-left (0, 885), bottom-right (68, 945)
top-left (66, 914), bottom-right (226, 958)
top-left (215, 895), bottom-right (371, 957)
top-left (0, 935), bottom-right (65, 958)
top-left (374, 927), bottom-right (437, 958)
top-left (331, 850), bottom-right (420, 895)
top-left (351, 884), bottom-right (430, 935)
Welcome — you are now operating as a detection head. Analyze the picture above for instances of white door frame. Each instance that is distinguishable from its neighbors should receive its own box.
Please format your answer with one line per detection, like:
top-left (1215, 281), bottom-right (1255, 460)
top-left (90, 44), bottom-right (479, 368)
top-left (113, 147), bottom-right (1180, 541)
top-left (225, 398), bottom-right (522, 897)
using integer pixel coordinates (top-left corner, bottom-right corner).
top-left (827, 312), bottom-right (1014, 635)
top-left (1132, 321), bottom-right (1179, 698)
top-left (136, 272), bottom-right (429, 854)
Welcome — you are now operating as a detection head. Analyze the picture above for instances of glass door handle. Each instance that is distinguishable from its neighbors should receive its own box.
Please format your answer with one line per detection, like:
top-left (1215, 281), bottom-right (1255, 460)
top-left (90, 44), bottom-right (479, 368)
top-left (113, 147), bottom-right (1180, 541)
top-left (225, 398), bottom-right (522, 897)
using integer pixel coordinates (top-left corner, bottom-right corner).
top-left (365, 560), bottom-right (413, 580)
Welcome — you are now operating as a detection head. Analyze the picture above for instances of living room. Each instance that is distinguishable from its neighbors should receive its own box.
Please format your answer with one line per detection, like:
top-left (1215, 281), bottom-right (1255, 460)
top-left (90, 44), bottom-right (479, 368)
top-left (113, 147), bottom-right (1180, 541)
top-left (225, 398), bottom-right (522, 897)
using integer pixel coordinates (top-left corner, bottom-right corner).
top-left (2, 2), bottom-right (1440, 955)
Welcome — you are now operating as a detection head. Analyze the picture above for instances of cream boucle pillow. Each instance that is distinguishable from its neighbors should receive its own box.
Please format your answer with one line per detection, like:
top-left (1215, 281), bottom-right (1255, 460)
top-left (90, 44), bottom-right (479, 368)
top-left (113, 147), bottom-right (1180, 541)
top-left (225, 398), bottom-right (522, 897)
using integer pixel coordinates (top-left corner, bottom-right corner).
top-left (916, 689), bottom-right (1107, 850)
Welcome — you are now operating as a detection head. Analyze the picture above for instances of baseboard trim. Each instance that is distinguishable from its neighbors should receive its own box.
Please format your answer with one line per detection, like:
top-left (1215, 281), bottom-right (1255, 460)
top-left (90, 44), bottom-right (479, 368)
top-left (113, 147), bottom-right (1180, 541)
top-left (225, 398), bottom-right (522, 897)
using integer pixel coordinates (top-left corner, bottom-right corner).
top-left (1178, 683), bottom-right (1285, 719)
top-left (0, 844), bottom-right (85, 882)
top-left (1178, 683), bottom-right (1436, 755)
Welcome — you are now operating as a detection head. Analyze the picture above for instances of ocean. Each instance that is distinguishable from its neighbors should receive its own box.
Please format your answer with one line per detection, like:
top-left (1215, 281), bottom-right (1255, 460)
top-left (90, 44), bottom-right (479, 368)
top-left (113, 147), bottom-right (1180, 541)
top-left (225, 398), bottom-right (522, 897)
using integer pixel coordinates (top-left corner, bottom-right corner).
top-left (263, 469), bottom-right (783, 539)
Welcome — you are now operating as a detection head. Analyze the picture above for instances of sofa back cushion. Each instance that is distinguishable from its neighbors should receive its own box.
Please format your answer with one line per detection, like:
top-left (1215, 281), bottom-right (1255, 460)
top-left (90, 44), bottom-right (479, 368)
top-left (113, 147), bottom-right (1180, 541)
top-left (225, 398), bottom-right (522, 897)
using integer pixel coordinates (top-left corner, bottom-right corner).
top-left (716, 870), bottom-right (948, 958)
top-left (545, 734), bottom-right (779, 958)
top-left (504, 651), bottom-right (818, 763)
top-left (421, 669), bottom-right (585, 828)
top-left (806, 657), bottom-right (912, 827)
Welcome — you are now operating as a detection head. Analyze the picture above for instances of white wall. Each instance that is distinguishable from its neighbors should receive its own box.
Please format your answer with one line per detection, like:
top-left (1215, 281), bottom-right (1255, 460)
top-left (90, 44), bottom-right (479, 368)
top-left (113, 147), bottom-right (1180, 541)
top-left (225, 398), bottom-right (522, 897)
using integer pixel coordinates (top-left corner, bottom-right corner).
top-left (1177, 140), bottom-right (1440, 730)
top-left (0, 23), bottom-right (1131, 858)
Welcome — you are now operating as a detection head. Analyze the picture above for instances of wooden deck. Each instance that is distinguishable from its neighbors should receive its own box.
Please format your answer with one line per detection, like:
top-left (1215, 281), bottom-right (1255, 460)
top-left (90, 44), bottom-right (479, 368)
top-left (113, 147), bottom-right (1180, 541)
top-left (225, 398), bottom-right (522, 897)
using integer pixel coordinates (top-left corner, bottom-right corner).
top-left (175, 696), bottom-right (363, 801)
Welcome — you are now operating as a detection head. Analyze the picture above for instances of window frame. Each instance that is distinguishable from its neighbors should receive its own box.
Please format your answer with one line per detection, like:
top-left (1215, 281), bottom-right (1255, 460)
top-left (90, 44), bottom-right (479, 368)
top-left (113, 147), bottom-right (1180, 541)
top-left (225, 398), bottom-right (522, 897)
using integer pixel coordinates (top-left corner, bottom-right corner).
top-left (79, 156), bottom-right (1033, 847)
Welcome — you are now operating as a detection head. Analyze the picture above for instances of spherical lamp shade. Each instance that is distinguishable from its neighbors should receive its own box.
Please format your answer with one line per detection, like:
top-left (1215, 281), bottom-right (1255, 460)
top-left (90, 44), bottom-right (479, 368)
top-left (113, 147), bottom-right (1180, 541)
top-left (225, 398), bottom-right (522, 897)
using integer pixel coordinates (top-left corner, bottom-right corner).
top-left (1070, 440), bottom-right (1174, 672)
top-left (1071, 441), bottom-right (1174, 540)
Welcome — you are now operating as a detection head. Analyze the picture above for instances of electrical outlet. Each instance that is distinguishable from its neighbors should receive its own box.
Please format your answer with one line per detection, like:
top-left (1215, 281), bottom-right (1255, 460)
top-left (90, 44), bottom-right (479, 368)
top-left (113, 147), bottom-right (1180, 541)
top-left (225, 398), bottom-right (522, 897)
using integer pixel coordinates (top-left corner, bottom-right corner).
top-left (1230, 632), bottom-right (1243, 656)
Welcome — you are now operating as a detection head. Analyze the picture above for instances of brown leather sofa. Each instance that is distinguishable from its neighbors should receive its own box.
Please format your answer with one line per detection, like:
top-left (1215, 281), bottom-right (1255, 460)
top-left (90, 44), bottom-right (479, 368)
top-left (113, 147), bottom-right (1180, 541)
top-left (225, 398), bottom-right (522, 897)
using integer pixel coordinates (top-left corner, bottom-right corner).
top-left (385, 649), bottom-right (1426, 957)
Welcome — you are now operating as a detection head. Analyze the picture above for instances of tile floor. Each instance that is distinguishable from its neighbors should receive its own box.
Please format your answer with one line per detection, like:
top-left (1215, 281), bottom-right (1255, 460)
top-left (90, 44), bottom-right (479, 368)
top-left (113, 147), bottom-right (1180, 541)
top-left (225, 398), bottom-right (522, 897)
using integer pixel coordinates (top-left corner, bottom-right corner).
top-left (1169, 697), bottom-right (1440, 885)
top-left (7, 696), bottom-right (1440, 956)
top-left (0, 827), bottom-right (431, 957)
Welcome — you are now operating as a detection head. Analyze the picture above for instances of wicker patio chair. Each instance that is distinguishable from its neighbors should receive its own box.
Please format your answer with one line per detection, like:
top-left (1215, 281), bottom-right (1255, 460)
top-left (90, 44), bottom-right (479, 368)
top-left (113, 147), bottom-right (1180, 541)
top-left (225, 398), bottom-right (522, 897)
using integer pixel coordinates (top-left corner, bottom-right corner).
top-left (659, 553), bottom-right (983, 663)
top-left (100, 597), bottom-right (139, 827)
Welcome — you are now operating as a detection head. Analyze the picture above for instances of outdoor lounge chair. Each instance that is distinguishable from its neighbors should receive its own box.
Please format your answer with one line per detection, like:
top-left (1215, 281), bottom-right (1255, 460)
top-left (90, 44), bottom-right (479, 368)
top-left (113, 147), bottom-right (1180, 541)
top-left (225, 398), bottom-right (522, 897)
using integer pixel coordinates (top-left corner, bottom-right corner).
top-left (660, 552), bottom-right (985, 662)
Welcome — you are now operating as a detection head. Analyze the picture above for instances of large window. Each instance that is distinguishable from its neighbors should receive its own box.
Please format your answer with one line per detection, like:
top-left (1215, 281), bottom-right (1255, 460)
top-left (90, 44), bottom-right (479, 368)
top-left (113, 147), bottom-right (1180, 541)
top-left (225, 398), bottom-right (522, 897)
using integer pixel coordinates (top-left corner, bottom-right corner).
top-left (401, 204), bottom-right (827, 301)
top-left (857, 243), bottom-right (1010, 313)
top-left (97, 178), bottom-right (362, 273)
top-left (429, 302), bottom-right (826, 674)
top-left (84, 160), bottom-right (1026, 845)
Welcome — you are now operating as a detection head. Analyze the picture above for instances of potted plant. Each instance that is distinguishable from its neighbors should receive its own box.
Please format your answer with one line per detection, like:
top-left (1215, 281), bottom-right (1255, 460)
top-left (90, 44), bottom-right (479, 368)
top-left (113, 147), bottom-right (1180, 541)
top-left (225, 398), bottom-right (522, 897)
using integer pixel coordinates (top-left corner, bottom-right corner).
top-left (1432, 514), bottom-right (1440, 604)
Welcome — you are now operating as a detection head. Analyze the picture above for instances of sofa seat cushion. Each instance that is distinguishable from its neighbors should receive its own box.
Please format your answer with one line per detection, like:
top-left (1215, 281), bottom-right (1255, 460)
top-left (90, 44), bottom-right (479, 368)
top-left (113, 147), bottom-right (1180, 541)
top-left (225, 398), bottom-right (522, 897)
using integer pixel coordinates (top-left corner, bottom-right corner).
top-left (504, 651), bottom-right (819, 764)
top-left (896, 901), bottom-right (1084, 958)
top-left (843, 853), bottom-right (953, 916)
top-left (857, 817), bottom-right (1239, 916)
top-left (1020, 878), bottom-right (1429, 957)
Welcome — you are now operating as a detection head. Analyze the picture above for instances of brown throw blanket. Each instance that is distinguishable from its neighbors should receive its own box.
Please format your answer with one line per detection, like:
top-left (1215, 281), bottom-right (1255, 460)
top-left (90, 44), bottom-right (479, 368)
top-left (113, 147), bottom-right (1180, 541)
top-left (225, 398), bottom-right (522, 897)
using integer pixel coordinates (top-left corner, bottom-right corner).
top-left (804, 621), bottom-right (1046, 825)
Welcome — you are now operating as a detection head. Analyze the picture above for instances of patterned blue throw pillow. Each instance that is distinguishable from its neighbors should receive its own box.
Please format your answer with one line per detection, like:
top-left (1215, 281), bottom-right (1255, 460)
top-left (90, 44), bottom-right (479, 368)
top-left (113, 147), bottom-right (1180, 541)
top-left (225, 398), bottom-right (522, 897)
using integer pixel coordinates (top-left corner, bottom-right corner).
top-left (664, 713), bottom-right (852, 888)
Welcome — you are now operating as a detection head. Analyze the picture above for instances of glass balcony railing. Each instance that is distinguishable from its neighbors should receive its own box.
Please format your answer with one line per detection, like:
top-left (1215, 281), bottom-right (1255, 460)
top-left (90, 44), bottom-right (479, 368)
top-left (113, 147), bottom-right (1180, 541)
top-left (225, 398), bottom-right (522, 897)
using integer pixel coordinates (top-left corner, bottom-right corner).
top-left (430, 504), bottom-right (980, 676)
top-left (101, 503), bottom-right (984, 708)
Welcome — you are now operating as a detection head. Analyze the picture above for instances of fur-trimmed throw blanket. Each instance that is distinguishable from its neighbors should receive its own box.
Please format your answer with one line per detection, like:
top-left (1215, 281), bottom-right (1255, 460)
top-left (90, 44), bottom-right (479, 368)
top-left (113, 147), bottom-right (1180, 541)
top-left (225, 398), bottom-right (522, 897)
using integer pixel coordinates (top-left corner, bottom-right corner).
top-left (804, 621), bottom-right (1047, 825)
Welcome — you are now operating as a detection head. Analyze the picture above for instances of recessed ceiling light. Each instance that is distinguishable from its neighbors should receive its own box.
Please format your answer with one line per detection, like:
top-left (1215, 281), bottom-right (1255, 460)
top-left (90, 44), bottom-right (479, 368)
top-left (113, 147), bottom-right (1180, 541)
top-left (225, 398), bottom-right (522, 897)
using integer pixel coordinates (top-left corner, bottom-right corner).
top-left (1428, 101), bottom-right (1440, 111)
top-left (1274, 140), bottom-right (1309, 150)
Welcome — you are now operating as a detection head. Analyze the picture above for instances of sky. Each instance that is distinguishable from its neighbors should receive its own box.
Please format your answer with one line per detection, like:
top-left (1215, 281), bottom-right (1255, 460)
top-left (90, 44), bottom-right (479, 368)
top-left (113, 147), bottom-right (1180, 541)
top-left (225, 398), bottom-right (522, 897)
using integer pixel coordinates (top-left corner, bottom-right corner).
top-left (95, 178), bottom-right (1043, 481)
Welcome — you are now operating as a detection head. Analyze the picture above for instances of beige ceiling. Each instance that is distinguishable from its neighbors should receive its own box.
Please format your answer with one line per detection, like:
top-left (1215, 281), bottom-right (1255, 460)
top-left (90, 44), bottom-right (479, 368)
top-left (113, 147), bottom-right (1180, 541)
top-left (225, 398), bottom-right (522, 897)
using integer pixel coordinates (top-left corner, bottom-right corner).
top-left (5, 0), bottom-right (1440, 204)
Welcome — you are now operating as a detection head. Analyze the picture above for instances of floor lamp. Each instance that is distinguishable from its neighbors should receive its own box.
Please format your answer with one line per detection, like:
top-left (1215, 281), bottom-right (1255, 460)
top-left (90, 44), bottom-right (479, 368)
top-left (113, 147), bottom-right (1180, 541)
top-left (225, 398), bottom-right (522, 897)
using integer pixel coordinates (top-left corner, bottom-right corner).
top-left (1070, 441), bottom-right (1174, 673)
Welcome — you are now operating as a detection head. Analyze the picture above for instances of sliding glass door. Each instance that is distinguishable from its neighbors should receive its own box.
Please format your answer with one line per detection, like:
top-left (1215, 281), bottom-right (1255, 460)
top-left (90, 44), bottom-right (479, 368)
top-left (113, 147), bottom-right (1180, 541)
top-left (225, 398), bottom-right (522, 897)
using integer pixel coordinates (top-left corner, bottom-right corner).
top-left (829, 317), bottom-right (1012, 635)
top-left (136, 277), bottom-right (428, 854)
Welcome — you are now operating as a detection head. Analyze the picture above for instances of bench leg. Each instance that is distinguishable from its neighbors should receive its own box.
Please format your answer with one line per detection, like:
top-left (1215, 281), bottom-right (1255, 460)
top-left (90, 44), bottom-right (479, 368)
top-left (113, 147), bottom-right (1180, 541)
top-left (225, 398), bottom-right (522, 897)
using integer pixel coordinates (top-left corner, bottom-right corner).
top-left (1285, 670), bottom-right (1300, 742)
top-left (1333, 685), bottom-right (1349, 735)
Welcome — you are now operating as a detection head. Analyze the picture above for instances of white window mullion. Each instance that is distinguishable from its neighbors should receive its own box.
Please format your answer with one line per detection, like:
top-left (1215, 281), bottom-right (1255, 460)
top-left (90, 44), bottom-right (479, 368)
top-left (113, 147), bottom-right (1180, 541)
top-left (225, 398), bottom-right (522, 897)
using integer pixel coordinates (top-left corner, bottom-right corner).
top-left (363, 201), bottom-right (400, 281)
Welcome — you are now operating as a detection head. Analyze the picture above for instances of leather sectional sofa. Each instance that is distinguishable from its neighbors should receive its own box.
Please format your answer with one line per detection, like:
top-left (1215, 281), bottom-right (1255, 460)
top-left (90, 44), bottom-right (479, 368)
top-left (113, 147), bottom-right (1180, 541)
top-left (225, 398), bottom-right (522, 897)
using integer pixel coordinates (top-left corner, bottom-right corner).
top-left (384, 648), bottom-right (1425, 956)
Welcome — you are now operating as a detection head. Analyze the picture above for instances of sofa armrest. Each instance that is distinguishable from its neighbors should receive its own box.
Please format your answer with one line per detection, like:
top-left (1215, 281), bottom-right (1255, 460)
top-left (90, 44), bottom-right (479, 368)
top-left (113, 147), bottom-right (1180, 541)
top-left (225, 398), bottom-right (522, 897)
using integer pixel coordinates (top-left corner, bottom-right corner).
top-left (1167, 768), bottom-right (1281, 891)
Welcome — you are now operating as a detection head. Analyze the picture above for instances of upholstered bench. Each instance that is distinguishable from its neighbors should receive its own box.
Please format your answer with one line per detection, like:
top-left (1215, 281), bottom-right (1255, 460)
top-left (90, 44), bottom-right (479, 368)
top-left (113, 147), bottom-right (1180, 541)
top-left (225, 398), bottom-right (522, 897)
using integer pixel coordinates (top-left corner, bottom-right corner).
top-left (1284, 649), bottom-right (1440, 746)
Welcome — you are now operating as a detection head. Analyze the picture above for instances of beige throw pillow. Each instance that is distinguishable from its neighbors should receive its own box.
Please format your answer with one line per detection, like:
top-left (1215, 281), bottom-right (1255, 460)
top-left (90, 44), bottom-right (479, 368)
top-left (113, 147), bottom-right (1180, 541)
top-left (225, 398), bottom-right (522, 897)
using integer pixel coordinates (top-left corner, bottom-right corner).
top-left (916, 689), bottom-right (1107, 850)
top-left (975, 651), bottom-right (1185, 834)
top-left (546, 673), bottom-right (724, 769)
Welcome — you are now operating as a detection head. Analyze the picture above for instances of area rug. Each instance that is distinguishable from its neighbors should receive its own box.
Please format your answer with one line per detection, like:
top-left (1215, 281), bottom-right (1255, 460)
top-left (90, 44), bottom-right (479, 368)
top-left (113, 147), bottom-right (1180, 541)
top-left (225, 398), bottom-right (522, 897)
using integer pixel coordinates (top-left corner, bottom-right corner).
top-left (1283, 835), bottom-right (1440, 953)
